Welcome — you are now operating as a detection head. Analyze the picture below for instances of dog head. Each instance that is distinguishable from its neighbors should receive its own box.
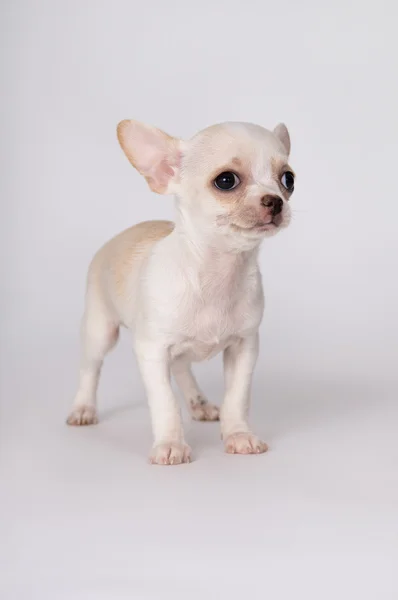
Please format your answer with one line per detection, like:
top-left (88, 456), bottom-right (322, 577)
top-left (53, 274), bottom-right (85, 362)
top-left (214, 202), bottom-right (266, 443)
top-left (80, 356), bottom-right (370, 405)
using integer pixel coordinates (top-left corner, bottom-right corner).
top-left (117, 120), bottom-right (294, 245)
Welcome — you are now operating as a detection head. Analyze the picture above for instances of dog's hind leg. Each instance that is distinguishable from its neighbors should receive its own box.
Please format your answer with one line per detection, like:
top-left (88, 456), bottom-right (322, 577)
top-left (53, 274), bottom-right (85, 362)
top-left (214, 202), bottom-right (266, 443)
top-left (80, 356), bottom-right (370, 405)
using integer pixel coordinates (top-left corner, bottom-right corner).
top-left (172, 358), bottom-right (219, 421)
top-left (67, 289), bottom-right (119, 426)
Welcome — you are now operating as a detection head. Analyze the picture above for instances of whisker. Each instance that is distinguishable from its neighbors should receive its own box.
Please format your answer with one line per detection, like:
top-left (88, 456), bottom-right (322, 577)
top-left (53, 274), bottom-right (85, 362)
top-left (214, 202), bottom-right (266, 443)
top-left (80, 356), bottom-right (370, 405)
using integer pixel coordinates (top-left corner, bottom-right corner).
top-left (290, 208), bottom-right (309, 214)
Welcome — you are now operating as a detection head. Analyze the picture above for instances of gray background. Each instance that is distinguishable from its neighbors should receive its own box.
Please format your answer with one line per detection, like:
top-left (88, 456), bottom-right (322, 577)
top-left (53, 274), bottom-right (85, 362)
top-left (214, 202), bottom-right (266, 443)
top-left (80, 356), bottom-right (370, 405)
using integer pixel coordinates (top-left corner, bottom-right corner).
top-left (1, 1), bottom-right (397, 599)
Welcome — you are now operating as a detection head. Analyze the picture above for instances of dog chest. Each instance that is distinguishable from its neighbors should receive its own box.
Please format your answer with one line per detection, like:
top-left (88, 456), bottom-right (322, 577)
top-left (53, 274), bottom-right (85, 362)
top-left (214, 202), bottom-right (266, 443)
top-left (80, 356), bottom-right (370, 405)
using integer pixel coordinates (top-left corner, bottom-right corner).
top-left (169, 301), bottom-right (259, 362)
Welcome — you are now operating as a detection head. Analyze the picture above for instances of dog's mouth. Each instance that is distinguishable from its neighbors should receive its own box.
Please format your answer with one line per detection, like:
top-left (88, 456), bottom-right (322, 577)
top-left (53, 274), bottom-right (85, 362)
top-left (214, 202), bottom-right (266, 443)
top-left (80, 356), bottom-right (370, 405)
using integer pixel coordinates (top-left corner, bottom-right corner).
top-left (229, 221), bottom-right (278, 235)
top-left (218, 212), bottom-right (286, 234)
top-left (229, 220), bottom-right (276, 233)
top-left (250, 213), bottom-right (285, 231)
top-left (234, 216), bottom-right (283, 233)
top-left (251, 221), bottom-right (278, 231)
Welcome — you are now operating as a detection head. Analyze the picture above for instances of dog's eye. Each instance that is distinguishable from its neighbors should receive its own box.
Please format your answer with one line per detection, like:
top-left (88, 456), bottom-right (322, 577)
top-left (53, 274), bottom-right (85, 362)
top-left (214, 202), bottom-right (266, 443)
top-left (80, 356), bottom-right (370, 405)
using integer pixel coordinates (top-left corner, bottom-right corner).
top-left (214, 171), bottom-right (240, 191)
top-left (281, 171), bottom-right (295, 192)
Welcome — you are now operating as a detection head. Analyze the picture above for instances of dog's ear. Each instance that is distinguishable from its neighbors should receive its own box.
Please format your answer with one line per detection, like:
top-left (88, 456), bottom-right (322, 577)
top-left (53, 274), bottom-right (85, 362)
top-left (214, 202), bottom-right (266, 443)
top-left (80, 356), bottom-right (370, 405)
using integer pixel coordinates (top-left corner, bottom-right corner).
top-left (117, 120), bottom-right (182, 194)
top-left (273, 123), bottom-right (291, 155)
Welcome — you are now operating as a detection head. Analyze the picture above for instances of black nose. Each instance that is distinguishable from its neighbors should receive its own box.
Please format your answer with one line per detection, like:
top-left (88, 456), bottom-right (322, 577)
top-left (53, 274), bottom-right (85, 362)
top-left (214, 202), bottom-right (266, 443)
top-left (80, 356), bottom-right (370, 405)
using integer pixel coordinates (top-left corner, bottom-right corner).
top-left (261, 195), bottom-right (283, 216)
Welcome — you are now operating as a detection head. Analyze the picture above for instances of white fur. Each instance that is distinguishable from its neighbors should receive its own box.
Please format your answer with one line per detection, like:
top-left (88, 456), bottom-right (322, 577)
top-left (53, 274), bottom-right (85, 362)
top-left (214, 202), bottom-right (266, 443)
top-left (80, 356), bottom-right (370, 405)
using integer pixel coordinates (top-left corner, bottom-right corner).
top-left (67, 120), bottom-right (294, 465)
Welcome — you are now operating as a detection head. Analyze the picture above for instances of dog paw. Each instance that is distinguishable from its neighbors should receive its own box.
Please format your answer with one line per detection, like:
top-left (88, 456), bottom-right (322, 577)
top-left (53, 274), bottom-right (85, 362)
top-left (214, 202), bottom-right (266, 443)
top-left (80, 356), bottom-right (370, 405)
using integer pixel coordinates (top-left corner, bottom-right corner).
top-left (149, 442), bottom-right (192, 465)
top-left (66, 406), bottom-right (98, 426)
top-left (224, 432), bottom-right (268, 455)
top-left (191, 398), bottom-right (219, 421)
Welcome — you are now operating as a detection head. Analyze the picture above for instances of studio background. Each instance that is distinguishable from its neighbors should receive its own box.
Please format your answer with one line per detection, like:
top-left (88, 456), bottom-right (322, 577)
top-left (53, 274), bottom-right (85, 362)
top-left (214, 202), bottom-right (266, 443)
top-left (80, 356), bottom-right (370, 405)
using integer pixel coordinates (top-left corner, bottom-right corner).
top-left (1, 1), bottom-right (397, 599)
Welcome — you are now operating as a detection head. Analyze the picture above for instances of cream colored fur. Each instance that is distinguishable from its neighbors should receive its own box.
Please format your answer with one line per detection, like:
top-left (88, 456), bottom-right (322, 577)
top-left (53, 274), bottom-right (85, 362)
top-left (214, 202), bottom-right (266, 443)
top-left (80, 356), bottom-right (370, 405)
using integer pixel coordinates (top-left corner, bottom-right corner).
top-left (67, 120), bottom-right (294, 465)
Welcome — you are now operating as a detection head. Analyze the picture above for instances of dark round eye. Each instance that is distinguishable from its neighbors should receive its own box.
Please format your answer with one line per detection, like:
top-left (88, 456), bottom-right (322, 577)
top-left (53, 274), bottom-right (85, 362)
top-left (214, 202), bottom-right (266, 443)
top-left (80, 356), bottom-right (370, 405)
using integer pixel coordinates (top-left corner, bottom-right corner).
top-left (214, 171), bottom-right (240, 191)
top-left (281, 171), bottom-right (295, 191)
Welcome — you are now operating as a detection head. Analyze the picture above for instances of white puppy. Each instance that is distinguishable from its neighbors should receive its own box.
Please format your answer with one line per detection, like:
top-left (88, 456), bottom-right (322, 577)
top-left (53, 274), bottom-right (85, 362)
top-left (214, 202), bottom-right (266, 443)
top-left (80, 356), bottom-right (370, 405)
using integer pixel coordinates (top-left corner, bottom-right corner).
top-left (67, 120), bottom-right (295, 465)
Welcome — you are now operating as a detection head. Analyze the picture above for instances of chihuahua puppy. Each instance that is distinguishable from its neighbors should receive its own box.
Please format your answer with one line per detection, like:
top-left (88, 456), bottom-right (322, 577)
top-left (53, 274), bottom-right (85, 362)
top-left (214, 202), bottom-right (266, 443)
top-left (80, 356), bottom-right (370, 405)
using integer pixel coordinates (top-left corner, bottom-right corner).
top-left (66, 120), bottom-right (295, 465)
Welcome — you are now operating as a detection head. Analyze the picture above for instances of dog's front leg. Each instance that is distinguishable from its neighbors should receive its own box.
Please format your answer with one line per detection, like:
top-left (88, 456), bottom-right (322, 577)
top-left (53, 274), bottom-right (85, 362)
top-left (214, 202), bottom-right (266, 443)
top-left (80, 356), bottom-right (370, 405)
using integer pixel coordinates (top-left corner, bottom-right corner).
top-left (221, 333), bottom-right (268, 455)
top-left (135, 342), bottom-right (191, 465)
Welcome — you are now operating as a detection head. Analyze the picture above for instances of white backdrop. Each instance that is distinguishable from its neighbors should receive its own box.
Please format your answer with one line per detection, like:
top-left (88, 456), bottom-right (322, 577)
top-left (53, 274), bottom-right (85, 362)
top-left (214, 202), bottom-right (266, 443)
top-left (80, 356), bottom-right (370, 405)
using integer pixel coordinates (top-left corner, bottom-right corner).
top-left (2, 1), bottom-right (398, 599)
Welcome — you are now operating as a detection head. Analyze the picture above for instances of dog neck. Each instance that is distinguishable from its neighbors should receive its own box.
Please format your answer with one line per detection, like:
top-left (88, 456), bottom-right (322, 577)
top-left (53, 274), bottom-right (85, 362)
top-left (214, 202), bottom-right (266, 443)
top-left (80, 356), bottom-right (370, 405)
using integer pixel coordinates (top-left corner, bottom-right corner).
top-left (172, 201), bottom-right (260, 297)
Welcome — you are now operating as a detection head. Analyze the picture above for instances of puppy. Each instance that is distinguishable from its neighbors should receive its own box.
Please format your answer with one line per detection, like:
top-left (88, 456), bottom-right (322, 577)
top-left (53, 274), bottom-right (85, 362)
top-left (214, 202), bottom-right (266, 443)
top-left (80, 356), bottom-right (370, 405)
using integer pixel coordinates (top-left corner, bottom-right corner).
top-left (67, 120), bottom-right (295, 465)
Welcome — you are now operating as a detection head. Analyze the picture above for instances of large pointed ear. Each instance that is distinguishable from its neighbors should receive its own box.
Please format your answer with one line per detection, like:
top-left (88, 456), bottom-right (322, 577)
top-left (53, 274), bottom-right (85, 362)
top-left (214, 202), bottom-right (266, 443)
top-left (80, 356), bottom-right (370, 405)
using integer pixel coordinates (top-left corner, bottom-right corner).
top-left (273, 123), bottom-right (291, 155)
top-left (117, 120), bottom-right (182, 194)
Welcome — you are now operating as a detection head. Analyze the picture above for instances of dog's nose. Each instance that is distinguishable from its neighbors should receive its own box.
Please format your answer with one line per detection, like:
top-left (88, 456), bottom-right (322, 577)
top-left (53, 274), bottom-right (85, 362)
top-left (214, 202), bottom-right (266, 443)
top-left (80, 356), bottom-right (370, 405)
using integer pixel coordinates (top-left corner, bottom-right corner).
top-left (261, 195), bottom-right (283, 216)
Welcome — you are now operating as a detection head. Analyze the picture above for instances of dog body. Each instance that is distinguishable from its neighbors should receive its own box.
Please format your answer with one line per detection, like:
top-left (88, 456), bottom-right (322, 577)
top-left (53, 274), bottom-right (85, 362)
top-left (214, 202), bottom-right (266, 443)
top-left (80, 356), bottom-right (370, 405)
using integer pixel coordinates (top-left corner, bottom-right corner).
top-left (67, 121), bottom-right (295, 465)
